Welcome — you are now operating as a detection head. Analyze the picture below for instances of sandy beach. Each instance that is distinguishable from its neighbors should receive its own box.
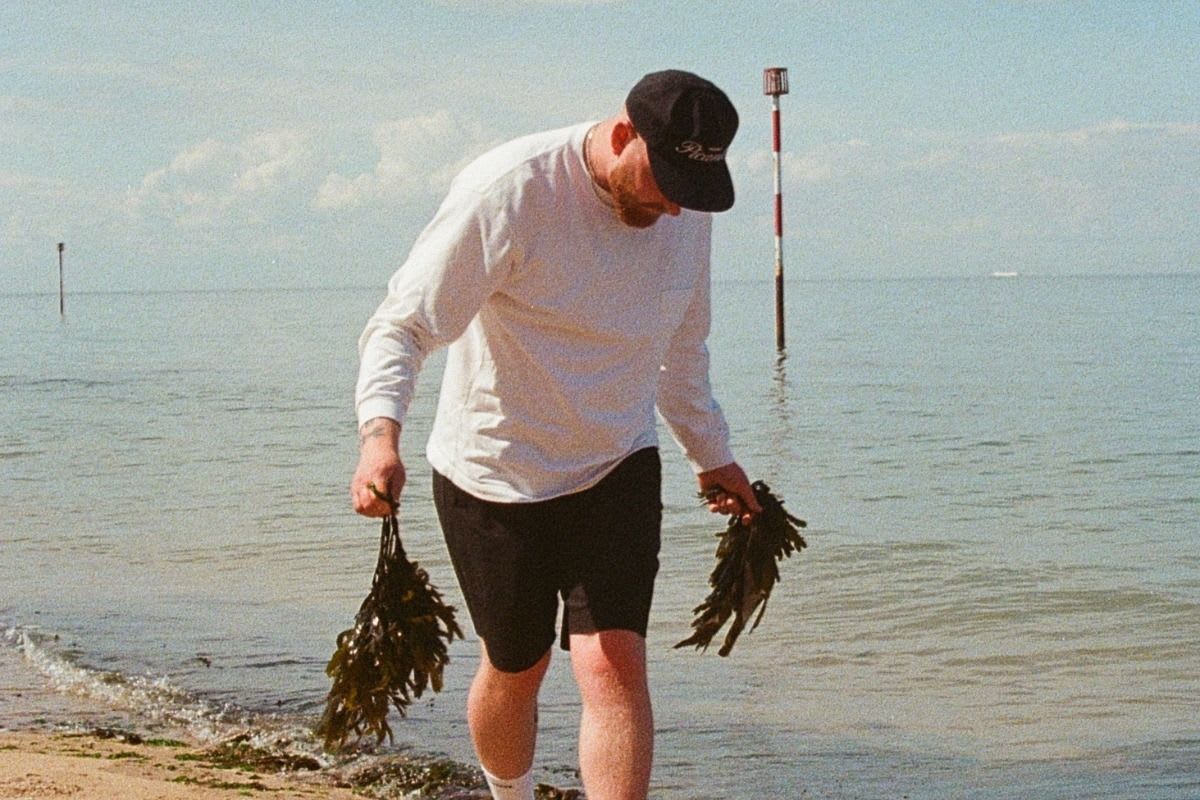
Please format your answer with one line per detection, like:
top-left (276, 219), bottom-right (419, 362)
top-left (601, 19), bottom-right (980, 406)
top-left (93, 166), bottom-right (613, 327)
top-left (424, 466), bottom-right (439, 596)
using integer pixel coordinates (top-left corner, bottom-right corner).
top-left (0, 730), bottom-right (360, 800)
top-left (0, 726), bottom-right (599, 800)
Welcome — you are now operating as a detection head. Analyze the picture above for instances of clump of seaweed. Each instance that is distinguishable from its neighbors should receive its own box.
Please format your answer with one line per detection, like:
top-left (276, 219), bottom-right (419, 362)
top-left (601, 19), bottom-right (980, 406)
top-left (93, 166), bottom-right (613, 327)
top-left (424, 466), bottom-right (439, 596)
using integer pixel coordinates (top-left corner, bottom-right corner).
top-left (316, 486), bottom-right (463, 751)
top-left (675, 480), bottom-right (807, 657)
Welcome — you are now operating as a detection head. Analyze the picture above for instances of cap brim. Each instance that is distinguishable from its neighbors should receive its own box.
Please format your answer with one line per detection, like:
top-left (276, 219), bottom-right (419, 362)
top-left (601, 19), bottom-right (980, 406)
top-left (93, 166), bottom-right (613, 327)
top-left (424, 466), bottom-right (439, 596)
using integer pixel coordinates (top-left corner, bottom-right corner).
top-left (647, 149), bottom-right (734, 213)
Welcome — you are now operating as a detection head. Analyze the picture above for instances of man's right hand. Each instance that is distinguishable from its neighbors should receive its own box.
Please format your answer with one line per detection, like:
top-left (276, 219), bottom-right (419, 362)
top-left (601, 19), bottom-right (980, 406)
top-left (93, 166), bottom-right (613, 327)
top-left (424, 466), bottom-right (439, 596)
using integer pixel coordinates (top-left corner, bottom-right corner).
top-left (351, 417), bottom-right (404, 517)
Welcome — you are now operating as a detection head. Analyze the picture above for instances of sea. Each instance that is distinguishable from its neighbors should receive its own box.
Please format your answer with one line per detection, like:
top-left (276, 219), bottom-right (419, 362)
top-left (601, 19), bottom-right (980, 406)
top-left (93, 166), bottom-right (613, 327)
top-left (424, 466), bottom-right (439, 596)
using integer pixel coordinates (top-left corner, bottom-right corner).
top-left (2, 274), bottom-right (1198, 799)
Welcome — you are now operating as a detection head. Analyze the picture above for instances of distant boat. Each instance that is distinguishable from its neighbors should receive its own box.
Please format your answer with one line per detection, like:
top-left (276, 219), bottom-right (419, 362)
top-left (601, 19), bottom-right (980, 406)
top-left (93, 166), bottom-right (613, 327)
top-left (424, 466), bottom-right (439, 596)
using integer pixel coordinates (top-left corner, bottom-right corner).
top-left (991, 271), bottom-right (1019, 278)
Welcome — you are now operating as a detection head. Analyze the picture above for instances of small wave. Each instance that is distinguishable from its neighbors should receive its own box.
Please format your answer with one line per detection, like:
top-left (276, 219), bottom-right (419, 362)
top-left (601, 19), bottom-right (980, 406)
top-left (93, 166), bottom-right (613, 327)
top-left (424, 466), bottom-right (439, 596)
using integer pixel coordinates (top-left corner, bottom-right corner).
top-left (15, 377), bottom-right (120, 391)
top-left (0, 624), bottom-right (582, 797)
top-left (862, 493), bottom-right (909, 503)
top-left (3, 624), bottom-right (253, 743)
top-left (1129, 449), bottom-right (1200, 459)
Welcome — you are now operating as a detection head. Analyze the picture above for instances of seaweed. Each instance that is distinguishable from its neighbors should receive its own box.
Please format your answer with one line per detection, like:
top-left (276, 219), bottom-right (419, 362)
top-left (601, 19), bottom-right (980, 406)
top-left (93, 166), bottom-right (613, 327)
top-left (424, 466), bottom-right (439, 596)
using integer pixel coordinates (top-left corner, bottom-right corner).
top-left (675, 480), bottom-right (807, 657)
top-left (316, 486), bottom-right (463, 750)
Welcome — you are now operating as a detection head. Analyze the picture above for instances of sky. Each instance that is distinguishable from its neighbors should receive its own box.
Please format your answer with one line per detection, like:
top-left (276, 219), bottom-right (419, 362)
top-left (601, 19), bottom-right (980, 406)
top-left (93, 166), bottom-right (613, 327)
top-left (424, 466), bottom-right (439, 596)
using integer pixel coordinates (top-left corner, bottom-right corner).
top-left (2, 1), bottom-right (1197, 293)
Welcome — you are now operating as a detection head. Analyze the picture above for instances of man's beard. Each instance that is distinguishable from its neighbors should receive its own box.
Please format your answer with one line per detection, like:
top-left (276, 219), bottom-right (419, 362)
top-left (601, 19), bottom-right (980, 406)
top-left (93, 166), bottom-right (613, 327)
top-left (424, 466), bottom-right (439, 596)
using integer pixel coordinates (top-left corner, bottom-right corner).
top-left (609, 162), bottom-right (664, 229)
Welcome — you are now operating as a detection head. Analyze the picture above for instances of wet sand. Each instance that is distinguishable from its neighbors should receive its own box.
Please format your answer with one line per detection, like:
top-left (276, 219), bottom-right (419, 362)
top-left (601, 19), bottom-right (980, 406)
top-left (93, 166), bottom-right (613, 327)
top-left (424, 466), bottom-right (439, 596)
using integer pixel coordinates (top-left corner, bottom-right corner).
top-left (0, 730), bottom-right (361, 800)
top-left (0, 642), bottom-right (585, 800)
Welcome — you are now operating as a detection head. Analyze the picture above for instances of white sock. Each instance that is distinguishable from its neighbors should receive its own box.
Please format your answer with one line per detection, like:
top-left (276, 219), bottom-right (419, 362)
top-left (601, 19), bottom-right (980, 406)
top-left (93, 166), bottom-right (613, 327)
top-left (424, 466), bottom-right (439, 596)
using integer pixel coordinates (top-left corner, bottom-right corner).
top-left (482, 765), bottom-right (535, 800)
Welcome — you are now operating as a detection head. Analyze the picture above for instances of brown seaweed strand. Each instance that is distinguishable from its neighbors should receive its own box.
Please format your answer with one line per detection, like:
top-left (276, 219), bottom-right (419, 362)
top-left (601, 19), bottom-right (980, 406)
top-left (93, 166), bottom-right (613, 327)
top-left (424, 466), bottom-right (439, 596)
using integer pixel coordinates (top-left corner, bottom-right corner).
top-left (315, 488), bottom-right (463, 750)
top-left (675, 481), bottom-right (806, 657)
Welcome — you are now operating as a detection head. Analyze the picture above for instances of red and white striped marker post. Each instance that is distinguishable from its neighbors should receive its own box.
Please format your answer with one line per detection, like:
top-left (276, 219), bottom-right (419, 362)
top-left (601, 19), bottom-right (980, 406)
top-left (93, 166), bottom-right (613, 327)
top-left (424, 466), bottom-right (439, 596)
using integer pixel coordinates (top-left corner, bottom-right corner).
top-left (763, 67), bottom-right (789, 351)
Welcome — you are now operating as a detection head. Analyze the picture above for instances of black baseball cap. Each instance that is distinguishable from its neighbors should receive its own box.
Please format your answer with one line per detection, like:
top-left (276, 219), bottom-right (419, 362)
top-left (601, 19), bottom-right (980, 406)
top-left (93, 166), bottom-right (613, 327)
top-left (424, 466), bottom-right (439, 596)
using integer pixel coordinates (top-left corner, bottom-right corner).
top-left (625, 70), bottom-right (739, 213)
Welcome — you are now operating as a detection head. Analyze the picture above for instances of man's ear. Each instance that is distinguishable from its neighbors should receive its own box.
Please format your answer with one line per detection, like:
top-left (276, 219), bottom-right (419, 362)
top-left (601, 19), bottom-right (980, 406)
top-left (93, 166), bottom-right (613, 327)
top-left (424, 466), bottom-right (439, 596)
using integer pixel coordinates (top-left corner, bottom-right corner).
top-left (610, 119), bottom-right (637, 156)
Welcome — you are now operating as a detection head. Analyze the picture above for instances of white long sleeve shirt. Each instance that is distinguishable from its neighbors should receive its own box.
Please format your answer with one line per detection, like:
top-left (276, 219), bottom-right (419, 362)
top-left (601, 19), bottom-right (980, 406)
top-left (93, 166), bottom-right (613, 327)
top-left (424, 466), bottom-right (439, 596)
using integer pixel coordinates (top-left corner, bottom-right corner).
top-left (356, 122), bottom-right (733, 502)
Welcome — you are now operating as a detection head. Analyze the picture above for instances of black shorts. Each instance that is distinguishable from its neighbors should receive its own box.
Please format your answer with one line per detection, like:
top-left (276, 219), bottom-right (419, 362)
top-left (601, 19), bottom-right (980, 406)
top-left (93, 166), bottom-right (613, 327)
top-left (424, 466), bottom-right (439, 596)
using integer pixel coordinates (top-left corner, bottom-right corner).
top-left (432, 448), bottom-right (662, 673)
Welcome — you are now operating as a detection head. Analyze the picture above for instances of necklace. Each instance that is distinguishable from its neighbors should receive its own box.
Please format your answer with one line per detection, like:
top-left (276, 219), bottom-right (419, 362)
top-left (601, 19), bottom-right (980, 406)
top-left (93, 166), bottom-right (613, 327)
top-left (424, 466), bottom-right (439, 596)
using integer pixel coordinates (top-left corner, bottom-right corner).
top-left (582, 123), bottom-right (613, 206)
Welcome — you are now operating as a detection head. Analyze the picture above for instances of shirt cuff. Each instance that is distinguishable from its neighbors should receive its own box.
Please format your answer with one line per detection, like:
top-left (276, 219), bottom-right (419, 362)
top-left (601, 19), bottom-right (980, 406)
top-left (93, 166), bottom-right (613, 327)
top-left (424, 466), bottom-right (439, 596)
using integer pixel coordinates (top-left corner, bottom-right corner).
top-left (685, 439), bottom-right (736, 475)
top-left (356, 397), bottom-right (408, 430)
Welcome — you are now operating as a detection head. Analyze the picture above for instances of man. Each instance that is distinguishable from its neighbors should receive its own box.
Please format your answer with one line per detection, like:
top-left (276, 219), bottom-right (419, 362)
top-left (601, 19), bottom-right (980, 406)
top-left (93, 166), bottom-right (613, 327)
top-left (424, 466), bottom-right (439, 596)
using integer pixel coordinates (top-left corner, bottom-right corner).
top-left (351, 70), bottom-right (760, 800)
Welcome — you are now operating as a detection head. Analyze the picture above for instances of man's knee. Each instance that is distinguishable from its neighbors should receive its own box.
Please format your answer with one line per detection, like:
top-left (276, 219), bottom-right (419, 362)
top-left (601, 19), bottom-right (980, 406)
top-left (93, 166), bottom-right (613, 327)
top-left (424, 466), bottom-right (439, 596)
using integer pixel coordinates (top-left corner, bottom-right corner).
top-left (475, 643), bottom-right (551, 698)
top-left (569, 630), bottom-right (648, 698)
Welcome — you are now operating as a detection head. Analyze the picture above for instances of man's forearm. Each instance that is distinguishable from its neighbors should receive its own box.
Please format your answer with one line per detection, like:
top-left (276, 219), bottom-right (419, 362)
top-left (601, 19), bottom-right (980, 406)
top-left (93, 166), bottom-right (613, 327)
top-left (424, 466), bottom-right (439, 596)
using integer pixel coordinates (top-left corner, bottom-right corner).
top-left (351, 417), bottom-right (405, 516)
top-left (359, 416), bottom-right (401, 451)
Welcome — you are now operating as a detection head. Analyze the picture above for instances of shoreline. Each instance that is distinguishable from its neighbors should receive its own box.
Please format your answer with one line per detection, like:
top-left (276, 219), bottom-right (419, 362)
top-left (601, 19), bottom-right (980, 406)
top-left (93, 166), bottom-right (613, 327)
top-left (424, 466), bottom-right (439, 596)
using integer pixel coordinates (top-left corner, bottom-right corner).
top-left (0, 728), bottom-right (362, 800)
top-left (0, 641), bottom-right (580, 800)
top-left (0, 726), bottom-right (585, 800)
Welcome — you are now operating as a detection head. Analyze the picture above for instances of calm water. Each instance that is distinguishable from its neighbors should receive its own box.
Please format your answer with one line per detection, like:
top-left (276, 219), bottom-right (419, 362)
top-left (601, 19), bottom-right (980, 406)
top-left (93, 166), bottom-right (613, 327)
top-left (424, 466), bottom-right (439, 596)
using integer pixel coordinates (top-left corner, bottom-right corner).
top-left (2, 275), bottom-right (1198, 799)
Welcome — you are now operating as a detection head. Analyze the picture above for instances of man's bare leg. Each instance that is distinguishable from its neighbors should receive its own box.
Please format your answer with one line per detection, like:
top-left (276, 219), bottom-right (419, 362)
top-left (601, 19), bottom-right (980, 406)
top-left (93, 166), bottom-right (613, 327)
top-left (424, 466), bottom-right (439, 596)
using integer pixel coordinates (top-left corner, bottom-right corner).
top-left (468, 643), bottom-right (550, 785)
top-left (570, 630), bottom-right (653, 800)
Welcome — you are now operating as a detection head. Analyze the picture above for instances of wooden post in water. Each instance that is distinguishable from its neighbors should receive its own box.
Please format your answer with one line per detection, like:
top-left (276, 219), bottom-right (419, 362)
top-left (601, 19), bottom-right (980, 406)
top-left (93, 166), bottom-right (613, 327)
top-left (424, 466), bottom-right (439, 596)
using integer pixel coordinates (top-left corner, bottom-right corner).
top-left (763, 67), bottom-right (789, 352)
top-left (57, 242), bottom-right (65, 317)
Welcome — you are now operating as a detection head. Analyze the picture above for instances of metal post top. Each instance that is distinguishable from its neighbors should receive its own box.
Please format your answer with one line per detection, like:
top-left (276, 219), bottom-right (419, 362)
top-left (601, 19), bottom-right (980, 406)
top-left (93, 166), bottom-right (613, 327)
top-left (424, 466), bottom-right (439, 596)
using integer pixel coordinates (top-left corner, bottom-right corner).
top-left (763, 66), bottom-right (789, 96)
top-left (57, 242), bottom-right (64, 251)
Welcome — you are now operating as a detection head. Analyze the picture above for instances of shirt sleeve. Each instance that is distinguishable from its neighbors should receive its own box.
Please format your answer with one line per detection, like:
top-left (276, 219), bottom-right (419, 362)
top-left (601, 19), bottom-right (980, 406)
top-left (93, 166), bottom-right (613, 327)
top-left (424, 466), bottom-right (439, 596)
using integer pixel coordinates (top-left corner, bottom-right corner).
top-left (355, 185), bottom-right (516, 428)
top-left (655, 252), bottom-right (735, 474)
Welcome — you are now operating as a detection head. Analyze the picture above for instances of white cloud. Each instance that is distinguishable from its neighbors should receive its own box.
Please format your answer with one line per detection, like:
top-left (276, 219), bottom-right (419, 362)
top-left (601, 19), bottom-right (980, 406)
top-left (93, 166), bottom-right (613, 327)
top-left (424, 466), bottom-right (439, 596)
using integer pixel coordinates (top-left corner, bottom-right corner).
top-left (741, 149), bottom-right (837, 183)
top-left (126, 130), bottom-right (311, 228)
top-left (314, 111), bottom-right (494, 211)
top-left (236, 132), bottom-right (310, 193)
top-left (311, 172), bottom-right (369, 213)
top-left (993, 119), bottom-right (1200, 148)
top-left (732, 120), bottom-right (1200, 274)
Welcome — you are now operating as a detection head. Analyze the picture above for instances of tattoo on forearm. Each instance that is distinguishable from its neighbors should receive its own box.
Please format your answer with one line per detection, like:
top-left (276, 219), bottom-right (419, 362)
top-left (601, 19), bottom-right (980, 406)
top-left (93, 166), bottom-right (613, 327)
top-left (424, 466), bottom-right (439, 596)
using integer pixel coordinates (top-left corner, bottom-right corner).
top-left (358, 419), bottom-right (392, 447)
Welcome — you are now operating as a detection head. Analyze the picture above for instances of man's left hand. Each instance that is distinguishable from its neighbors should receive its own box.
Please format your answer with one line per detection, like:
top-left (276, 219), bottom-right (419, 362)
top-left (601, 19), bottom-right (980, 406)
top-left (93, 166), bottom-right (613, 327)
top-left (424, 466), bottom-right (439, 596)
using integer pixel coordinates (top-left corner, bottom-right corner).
top-left (697, 462), bottom-right (761, 525)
